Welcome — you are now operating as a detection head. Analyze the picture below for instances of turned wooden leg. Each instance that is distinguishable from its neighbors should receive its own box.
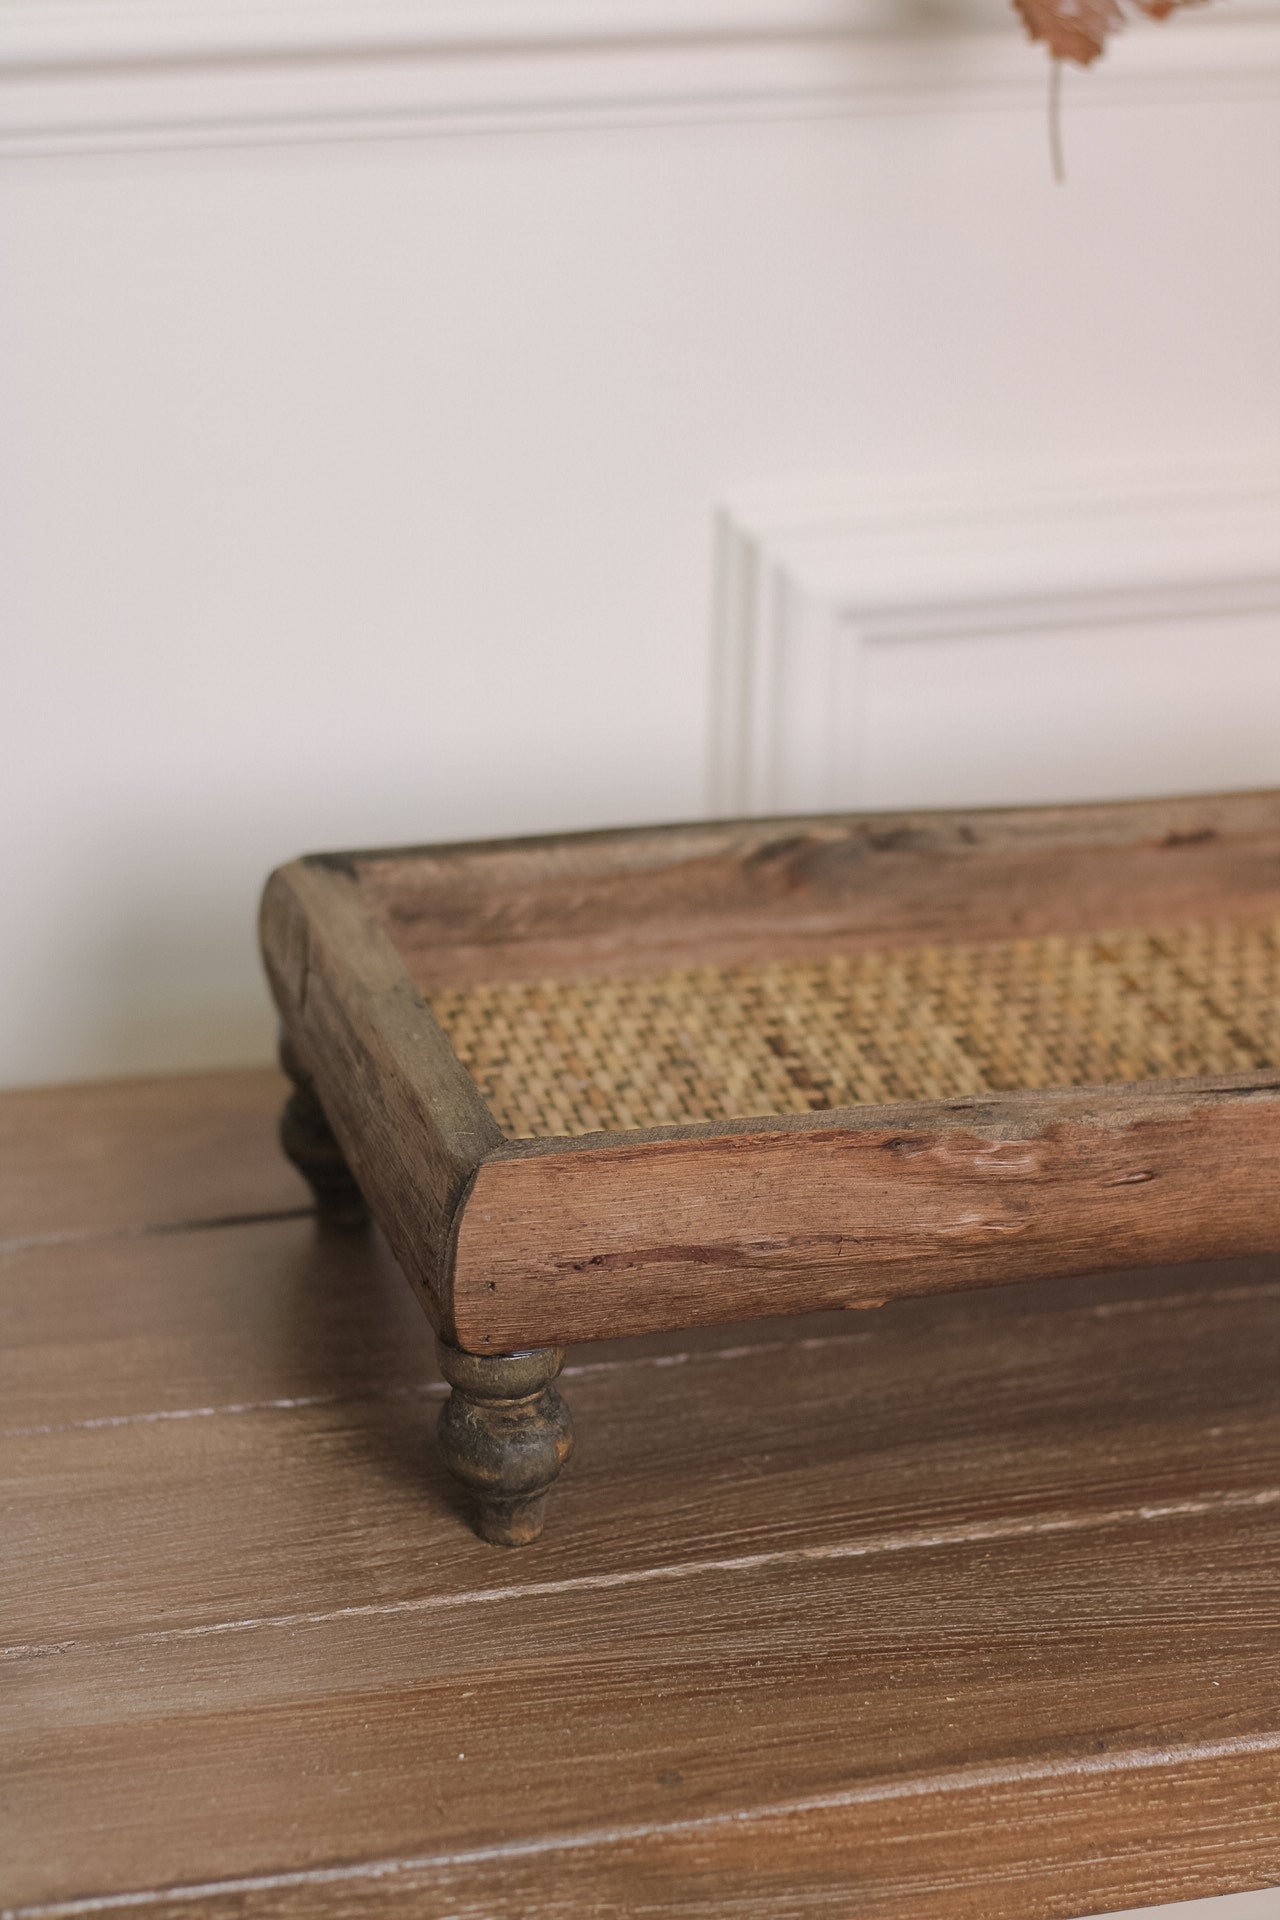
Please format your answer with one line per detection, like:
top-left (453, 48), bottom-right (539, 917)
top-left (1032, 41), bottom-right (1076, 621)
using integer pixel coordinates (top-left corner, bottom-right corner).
top-left (278, 1030), bottom-right (369, 1228)
top-left (436, 1342), bottom-right (574, 1546)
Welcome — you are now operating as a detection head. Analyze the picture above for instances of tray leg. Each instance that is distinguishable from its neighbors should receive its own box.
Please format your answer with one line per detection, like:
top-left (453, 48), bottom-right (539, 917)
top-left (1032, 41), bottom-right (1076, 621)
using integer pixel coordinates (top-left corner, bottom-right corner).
top-left (436, 1342), bottom-right (574, 1546)
top-left (278, 1030), bottom-right (369, 1228)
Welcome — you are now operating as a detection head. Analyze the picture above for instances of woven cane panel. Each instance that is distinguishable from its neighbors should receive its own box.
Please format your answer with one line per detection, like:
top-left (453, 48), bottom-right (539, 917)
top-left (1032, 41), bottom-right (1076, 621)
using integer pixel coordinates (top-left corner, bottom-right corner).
top-left (428, 918), bottom-right (1280, 1139)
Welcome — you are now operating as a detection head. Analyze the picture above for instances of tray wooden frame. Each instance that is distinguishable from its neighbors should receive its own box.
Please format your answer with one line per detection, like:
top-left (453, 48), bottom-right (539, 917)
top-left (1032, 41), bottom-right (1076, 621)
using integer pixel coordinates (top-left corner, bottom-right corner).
top-left (260, 789), bottom-right (1280, 1540)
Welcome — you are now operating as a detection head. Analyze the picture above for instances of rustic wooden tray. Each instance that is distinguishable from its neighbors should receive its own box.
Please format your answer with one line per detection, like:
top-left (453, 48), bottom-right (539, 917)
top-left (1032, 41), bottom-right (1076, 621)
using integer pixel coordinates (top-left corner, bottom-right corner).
top-left (260, 790), bottom-right (1280, 1543)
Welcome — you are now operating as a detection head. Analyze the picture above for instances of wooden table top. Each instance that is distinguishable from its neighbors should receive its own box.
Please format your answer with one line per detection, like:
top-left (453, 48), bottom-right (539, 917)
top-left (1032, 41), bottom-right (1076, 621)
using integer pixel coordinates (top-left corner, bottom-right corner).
top-left (3, 1068), bottom-right (1278, 1919)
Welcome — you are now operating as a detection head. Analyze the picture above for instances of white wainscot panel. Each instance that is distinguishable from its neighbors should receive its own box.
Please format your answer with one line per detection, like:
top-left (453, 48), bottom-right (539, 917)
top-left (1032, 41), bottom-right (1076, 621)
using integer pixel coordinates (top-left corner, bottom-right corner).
top-left (712, 474), bottom-right (1280, 815)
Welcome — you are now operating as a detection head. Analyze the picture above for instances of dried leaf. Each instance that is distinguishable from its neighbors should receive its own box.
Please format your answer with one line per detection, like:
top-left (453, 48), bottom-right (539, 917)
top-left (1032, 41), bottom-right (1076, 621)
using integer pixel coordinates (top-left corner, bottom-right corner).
top-left (1013, 0), bottom-right (1210, 65)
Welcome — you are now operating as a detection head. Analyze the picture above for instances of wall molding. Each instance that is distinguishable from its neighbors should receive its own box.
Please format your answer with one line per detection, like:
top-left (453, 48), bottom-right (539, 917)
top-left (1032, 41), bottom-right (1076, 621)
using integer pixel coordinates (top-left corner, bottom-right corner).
top-left (711, 466), bottom-right (1280, 815)
top-left (3, 0), bottom-right (1279, 154)
top-left (5, 0), bottom-right (932, 64)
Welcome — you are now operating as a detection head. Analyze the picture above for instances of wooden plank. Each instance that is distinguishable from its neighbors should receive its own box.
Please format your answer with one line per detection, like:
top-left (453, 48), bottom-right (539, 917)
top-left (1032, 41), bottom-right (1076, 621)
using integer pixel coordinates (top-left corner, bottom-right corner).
top-left (354, 790), bottom-right (1280, 987)
top-left (92, 1750), bottom-right (1274, 1920)
top-left (13, 1349), bottom-right (1279, 1653)
top-left (5, 1236), bottom-right (1277, 1647)
top-left (16, 1506), bottom-right (1279, 1745)
top-left (452, 1078), bottom-right (1280, 1345)
top-left (5, 1509), bottom-right (1278, 1908)
top-left (260, 859), bottom-right (502, 1325)
top-left (0, 1068), bottom-right (307, 1245)
top-left (0, 1217), bottom-right (430, 1435)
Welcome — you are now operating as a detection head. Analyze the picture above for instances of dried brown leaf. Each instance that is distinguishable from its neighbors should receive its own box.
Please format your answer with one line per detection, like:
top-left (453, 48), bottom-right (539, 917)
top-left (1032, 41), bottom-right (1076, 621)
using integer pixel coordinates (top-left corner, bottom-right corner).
top-left (1013, 0), bottom-right (1211, 65)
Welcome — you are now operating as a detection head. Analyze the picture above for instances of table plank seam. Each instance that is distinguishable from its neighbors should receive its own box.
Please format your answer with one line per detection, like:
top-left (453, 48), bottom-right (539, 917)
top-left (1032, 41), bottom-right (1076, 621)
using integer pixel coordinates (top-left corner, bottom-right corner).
top-left (0, 1329), bottom-right (881, 1441)
top-left (7, 1482), bottom-right (1276, 1666)
top-left (0, 1386), bottom-right (432, 1443)
top-left (8, 1731), bottom-right (1280, 1920)
top-left (9, 1279), bottom-right (1277, 1444)
top-left (0, 1208), bottom-right (316, 1261)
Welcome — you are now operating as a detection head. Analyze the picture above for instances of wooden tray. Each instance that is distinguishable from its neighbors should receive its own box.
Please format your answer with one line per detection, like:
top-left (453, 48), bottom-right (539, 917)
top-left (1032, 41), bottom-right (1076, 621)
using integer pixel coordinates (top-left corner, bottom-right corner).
top-left (260, 790), bottom-right (1280, 1543)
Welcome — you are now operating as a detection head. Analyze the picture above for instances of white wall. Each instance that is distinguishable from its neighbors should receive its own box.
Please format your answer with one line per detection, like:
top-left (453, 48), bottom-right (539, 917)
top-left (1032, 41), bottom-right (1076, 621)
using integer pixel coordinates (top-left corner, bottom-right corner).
top-left (3, 0), bottom-right (1279, 1091)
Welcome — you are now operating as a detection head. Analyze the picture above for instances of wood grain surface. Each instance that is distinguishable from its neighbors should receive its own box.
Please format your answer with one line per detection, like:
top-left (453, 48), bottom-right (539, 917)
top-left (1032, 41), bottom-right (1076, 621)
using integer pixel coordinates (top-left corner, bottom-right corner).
top-left (357, 792), bottom-right (1280, 986)
top-left (3, 1069), bottom-right (1279, 1919)
top-left (453, 1076), bottom-right (1280, 1345)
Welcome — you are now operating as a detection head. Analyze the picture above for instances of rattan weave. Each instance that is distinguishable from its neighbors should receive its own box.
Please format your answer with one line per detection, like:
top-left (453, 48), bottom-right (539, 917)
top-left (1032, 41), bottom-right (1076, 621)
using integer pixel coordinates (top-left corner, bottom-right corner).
top-left (429, 917), bottom-right (1280, 1139)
